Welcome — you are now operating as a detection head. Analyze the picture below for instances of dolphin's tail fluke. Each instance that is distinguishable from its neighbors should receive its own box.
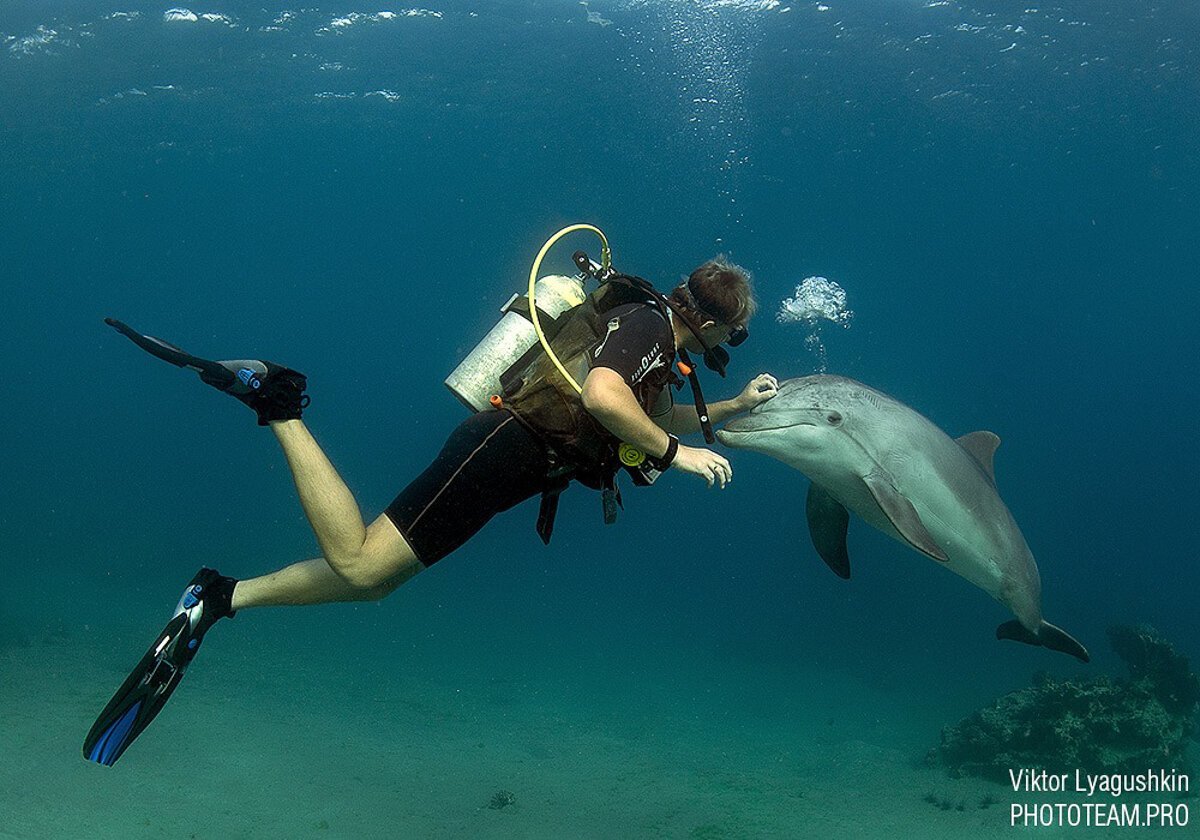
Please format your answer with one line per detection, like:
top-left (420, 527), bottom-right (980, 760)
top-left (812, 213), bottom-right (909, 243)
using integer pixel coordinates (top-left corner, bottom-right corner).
top-left (996, 619), bottom-right (1090, 663)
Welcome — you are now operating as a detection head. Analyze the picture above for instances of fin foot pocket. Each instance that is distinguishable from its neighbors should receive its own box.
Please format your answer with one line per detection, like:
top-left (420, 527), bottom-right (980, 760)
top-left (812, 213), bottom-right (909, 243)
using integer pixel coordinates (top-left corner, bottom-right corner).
top-left (104, 318), bottom-right (309, 425)
top-left (227, 362), bottom-right (310, 426)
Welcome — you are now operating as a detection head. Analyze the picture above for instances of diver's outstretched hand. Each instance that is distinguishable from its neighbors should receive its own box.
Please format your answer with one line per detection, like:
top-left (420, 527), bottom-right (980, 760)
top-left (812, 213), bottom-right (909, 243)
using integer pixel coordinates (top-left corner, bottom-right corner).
top-left (736, 373), bottom-right (779, 412)
top-left (674, 445), bottom-right (733, 489)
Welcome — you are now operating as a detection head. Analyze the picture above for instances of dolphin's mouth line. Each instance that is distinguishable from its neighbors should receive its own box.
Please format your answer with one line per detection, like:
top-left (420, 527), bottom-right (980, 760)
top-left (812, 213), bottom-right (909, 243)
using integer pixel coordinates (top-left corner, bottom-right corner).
top-left (722, 419), bottom-right (817, 434)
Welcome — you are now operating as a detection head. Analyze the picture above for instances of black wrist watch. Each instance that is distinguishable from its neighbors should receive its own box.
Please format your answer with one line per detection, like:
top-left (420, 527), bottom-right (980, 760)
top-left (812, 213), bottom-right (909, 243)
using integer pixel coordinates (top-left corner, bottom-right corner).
top-left (646, 434), bottom-right (679, 471)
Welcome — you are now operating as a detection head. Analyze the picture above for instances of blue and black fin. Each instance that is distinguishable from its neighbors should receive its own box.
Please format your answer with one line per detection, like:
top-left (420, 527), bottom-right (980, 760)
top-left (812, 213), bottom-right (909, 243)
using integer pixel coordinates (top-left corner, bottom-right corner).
top-left (104, 318), bottom-right (309, 425)
top-left (83, 612), bottom-right (192, 766)
top-left (83, 568), bottom-right (236, 766)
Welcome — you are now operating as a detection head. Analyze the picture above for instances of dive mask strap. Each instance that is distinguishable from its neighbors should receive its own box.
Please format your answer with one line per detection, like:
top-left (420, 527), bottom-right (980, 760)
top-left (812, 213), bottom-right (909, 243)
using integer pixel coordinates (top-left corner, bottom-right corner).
top-left (677, 349), bottom-right (716, 444)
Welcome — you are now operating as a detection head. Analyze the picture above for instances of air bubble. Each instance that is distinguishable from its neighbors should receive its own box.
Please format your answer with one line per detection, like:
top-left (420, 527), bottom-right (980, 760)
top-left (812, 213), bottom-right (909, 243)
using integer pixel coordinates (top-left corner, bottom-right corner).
top-left (778, 276), bottom-right (853, 372)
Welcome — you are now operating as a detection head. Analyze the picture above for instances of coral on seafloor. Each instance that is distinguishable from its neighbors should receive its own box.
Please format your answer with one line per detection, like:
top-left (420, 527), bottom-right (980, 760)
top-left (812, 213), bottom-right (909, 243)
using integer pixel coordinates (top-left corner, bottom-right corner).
top-left (930, 625), bottom-right (1200, 781)
top-left (486, 790), bottom-right (516, 811)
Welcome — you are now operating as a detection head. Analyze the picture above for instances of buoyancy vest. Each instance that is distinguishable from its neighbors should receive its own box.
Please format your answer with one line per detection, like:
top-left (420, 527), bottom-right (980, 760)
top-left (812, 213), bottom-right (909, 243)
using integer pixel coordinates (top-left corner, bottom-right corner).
top-left (501, 276), bottom-right (676, 490)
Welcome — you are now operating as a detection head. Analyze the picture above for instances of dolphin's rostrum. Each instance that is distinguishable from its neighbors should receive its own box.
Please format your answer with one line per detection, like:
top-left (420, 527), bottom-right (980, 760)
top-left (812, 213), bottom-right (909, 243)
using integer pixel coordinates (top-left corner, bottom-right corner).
top-left (718, 375), bottom-right (1089, 662)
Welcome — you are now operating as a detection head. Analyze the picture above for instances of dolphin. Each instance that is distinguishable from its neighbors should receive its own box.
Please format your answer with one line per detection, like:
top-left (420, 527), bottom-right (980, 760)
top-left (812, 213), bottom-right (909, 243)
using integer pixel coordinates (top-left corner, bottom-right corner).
top-left (718, 375), bottom-right (1089, 662)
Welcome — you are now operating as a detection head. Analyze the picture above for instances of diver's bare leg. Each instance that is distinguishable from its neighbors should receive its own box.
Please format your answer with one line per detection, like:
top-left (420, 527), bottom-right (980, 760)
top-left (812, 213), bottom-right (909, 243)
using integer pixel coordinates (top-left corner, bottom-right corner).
top-left (228, 418), bottom-right (424, 609)
top-left (231, 556), bottom-right (417, 609)
top-left (269, 418), bottom-right (421, 588)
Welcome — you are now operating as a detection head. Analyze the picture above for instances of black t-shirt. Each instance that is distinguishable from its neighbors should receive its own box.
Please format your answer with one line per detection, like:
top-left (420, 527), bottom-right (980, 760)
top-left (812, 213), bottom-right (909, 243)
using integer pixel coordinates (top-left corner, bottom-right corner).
top-left (589, 302), bottom-right (675, 411)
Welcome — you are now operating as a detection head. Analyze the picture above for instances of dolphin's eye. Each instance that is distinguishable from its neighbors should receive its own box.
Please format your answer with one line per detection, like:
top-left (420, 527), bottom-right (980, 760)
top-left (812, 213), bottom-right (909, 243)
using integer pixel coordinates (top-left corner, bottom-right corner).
top-left (826, 411), bottom-right (843, 426)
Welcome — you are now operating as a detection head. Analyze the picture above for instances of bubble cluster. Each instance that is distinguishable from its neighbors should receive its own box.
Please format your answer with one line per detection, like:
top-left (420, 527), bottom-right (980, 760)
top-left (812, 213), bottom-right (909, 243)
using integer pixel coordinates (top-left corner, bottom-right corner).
top-left (777, 276), bottom-right (853, 372)
top-left (778, 276), bottom-right (853, 326)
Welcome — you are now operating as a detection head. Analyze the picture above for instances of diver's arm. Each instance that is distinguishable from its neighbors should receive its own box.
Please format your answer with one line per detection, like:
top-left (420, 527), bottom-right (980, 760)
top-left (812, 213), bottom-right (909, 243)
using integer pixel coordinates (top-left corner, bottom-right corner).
top-left (658, 372), bottom-right (779, 435)
top-left (658, 397), bottom-right (746, 435)
top-left (582, 368), bottom-right (732, 488)
top-left (582, 368), bottom-right (672, 454)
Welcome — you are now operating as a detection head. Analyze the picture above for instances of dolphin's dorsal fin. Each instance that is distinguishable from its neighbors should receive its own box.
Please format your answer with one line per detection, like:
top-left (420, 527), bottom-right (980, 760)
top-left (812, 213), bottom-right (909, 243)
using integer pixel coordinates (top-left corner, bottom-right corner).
top-left (806, 483), bottom-right (851, 579)
top-left (956, 431), bottom-right (1000, 484)
top-left (862, 469), bottom-right (949, 562)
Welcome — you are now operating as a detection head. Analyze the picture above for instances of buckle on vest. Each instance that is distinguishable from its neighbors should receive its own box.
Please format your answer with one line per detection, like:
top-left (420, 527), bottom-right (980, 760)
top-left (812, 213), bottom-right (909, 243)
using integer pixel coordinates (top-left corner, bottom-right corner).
top-left (536, 482), bottom-right (566, 545)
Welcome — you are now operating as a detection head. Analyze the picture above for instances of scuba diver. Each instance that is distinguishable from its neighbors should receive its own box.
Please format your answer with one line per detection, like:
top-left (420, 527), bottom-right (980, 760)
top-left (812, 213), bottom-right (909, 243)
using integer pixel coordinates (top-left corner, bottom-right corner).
top-left (84, 228), bottom-right (777, 765)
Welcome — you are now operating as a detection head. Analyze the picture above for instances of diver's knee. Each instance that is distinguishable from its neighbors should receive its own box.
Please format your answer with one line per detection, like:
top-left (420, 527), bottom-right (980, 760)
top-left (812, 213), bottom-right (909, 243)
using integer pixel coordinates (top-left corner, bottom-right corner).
top-left (330, 559), bottom-right (381, 592)
top-left (349, 585), bottom-right (389, 603)
top-left (358, 563), bottom-right (422, 601)
top-left (359, 581), bottom-right (396, 602)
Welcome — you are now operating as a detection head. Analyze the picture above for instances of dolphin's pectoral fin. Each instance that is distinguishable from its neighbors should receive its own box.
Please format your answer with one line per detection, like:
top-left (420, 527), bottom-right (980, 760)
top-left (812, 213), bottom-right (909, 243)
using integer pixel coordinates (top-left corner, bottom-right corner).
top-left (861, 469), bottom-right (949, 562)
top-left (995, 619), bottom-right (1039, 646)
top-left (805, 484), bottom-right (851, 579)
top-left (996, 619), bottom-right (1090, 663)
top-left (955, 431), bottom-right (1000, 485)
top-left (1038, 622), bottom-right (1091, 663)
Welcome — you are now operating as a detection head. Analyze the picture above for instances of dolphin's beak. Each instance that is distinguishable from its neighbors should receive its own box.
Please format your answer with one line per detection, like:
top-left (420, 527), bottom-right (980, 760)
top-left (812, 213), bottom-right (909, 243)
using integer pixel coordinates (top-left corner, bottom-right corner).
top-left (723, 411), bottom-right (811, 434)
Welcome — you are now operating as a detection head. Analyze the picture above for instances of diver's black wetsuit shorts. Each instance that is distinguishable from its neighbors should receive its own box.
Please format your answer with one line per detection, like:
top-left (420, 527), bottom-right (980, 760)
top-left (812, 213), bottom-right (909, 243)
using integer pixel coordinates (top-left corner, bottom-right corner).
top-left (384, 410), bottom-right (550, 566)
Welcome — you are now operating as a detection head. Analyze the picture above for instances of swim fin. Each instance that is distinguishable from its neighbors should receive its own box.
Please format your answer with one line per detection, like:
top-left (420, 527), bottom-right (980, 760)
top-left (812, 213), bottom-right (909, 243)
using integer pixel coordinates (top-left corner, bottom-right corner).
top-left (104, 318), bottom-right (310, 425)
top-left (83, 568), bottom-right (237, 766)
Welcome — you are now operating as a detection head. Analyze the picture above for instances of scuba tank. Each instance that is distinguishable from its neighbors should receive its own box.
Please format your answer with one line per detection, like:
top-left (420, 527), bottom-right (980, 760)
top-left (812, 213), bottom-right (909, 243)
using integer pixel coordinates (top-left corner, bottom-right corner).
top-left (444, 273), bottom-right (585, 412)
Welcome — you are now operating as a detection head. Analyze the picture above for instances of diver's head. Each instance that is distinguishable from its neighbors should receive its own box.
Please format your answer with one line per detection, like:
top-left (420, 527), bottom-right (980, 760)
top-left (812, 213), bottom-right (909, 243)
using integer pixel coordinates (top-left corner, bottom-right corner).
top-left (670, 256), bottom-right (756, 363)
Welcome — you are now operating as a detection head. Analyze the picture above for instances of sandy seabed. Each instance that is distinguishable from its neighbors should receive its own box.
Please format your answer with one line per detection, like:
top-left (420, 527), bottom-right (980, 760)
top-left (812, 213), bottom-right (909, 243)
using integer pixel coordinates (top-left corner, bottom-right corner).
top-left (0, 615), bottom-right (1185, 840)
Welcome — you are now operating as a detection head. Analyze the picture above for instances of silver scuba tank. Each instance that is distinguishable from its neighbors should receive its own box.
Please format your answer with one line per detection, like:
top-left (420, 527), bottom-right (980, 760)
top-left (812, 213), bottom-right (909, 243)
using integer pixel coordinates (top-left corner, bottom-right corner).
top-left (445, 274), bottom-right (586, 412)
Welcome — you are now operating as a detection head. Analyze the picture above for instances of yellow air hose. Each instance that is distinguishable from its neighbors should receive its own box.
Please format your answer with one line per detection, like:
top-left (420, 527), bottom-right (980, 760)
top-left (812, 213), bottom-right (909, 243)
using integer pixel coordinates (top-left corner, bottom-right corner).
top-left (527, 224), bottom-right (611, 394)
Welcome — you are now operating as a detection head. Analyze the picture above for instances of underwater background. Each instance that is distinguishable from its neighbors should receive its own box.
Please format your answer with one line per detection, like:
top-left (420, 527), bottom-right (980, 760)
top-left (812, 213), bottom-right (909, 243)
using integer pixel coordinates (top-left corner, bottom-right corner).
top-left (1, 2), bottom-right (1197, 837)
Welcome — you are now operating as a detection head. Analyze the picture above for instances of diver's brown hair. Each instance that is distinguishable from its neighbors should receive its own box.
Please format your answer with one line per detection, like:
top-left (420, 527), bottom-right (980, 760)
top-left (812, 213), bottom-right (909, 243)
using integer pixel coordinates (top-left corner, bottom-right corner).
top-left (670, 255), bottom-right (757, 327)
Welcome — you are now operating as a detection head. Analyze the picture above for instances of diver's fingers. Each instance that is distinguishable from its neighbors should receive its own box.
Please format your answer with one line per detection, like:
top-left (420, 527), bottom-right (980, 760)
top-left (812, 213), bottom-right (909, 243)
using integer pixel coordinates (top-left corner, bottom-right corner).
top-left (676, 445), bottom-right (732, 488)
top-left (744, 374), bottom-right (778, 404)
top-left (710, 457), bottom-right (731, 489)
top-left (714, 464), bottom-right (729, 489)
top-left (757, 373), bottom-right (779, 392)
